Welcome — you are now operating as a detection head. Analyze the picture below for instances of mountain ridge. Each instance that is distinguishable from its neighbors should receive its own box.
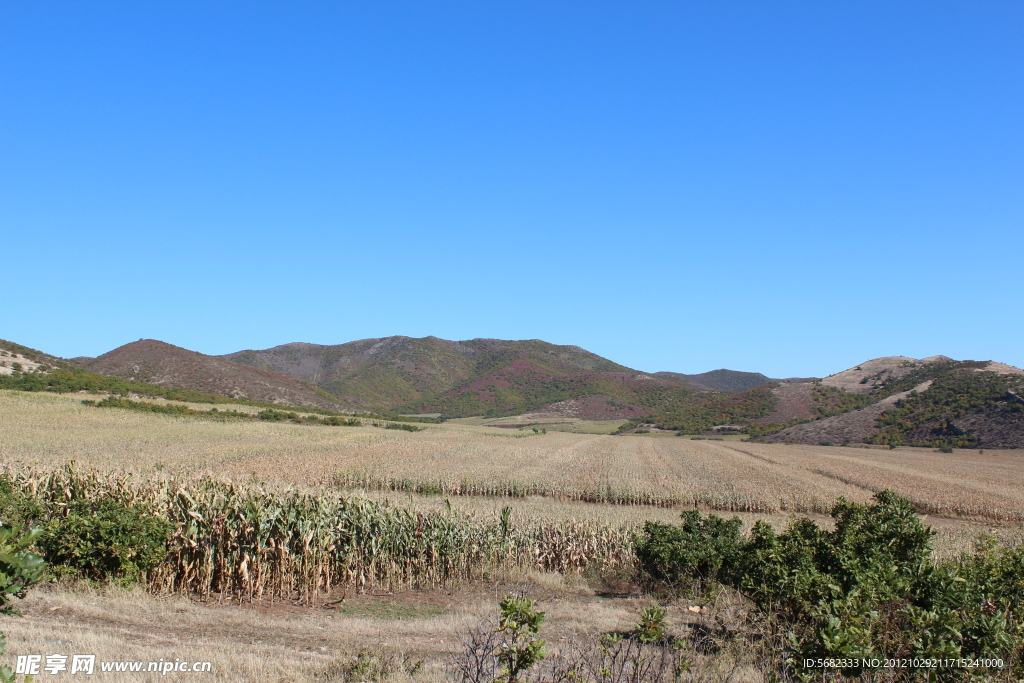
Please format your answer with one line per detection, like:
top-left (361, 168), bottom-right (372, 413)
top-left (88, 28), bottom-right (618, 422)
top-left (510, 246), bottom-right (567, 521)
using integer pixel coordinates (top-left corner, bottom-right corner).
top-left (4, 335), bottom-right (1021, 448)
top-left (82, 339), bottom-right (352, 411)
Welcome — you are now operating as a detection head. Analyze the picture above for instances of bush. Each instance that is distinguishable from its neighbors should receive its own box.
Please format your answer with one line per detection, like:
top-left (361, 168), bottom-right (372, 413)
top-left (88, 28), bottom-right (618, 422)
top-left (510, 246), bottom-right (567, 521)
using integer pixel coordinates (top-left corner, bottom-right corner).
top-left (451, 598), bottom-right (690, 683)
top-left (635, 491), bottom-right (1024, 680)
top-left (634, 510), bottom-right (742, 590)
top-left (40, 497), bottom-right (172, 584)
top-left (0, 523), bottom-right (45, 616)
top-left (0, 521), bottom-right (46, 683)
top-left (0, 478), bottom-right (43, 530)
top-left (384, 422), bottom-right (423, 432)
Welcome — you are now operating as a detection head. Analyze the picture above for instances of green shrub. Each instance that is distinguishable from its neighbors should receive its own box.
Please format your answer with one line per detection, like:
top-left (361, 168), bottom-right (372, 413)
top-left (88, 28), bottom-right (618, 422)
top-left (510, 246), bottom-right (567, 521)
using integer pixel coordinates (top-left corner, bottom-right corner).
top-left (495, 595), bottom-right (547, 683)
top-left (634, 510), bottom-right (742, 590)
top-left (40, 497), bottom-right (172, 584)
top-left (0, 521), bottom-right (46, 683)
top-left (635, 491), bottom-right (1024, 680)
top-left (0, 523), bottom-right (45, 616)
top-left (0, 478), bottom-right (43, 530)
top-left (384, 422), bottom-right (422, 432)
top-left (634, 605), bottom-right (668, 643)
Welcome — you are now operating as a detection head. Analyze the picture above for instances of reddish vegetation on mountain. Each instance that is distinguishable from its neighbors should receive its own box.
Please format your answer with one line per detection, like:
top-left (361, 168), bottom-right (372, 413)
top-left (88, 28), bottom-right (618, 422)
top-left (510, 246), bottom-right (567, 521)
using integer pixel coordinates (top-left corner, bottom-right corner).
top-left (6, 333), bottom-right (1022, 449)
top-left (83, 340), bottom-right (350, 411)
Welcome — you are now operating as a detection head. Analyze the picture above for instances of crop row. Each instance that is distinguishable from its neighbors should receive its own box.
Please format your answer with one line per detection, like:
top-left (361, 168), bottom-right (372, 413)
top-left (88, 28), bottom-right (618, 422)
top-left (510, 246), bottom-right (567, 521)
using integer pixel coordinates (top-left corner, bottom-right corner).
top-left (6, 464), bottom-right (634, 603)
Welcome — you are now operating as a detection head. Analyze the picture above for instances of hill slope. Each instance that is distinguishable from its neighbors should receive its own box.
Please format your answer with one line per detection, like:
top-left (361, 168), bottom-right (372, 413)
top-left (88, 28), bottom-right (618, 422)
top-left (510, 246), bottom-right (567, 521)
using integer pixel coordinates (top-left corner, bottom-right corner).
top-left (84, 340), bottom-right (350, 411)
top-left (653, 369), bottom-right (776, 392)
top-left (763, 358), bottom-right (1024, 448)
top-left (223, 336), bottom-right (674, 416)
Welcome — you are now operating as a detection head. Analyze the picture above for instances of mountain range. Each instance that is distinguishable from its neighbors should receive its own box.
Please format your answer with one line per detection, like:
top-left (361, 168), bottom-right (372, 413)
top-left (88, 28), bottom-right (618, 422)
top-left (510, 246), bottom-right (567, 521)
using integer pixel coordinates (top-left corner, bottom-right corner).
top-left (2, 335), bottom-right (1022, 448)
top-left (63, 337), bottom-right (777, 417)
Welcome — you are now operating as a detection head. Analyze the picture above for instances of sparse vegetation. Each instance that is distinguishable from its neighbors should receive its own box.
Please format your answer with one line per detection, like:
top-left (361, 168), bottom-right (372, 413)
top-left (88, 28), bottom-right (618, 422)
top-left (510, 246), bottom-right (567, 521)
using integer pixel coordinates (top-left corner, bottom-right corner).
top-left (866, 365), bottom-right (1024, 448)
top-left (452, 597), bottom-right (693, 683)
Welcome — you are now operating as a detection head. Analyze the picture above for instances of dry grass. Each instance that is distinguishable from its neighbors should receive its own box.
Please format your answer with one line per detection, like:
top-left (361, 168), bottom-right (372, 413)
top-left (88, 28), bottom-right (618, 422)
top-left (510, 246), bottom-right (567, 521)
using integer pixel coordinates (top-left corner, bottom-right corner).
top-left (4, 391), bottom-right (1024, 521)
top-left (1, 574), bottom-right (763, 682)
top-left (3, 389), bottom-right (1023, 681)
top-left (0, 581), bottom-right (472, 681)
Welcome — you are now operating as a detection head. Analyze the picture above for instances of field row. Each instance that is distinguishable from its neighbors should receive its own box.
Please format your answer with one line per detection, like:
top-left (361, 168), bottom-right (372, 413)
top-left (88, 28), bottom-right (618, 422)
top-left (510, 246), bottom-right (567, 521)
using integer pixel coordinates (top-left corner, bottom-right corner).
top-left (3, 390), bottom-right (1023, 521)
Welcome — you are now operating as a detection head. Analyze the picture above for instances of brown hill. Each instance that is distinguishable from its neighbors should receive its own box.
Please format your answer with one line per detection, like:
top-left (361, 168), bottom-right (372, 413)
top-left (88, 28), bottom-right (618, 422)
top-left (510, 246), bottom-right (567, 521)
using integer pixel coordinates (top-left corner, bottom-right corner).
top-left (761, 357), bottom-right (1024, 448)
top-left (820, 355), bottom-right (951, 394)
top-left (222, 336), bottom-right (648, 415)
top-left (765, 380), bottom-right (934, 445)
top-left (84, 340), bottom-right (351, 411)
top-left (750, 382), bottom-right (819, 424)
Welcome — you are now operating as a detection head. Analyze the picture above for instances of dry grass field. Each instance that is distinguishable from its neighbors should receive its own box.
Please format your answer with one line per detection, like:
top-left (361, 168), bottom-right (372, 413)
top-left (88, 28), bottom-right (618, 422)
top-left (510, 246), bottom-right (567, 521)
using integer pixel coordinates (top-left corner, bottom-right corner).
top-left (2, 389), bottom-right (1023, 681)
top-left (4, 391), bottom-right (1022, 522)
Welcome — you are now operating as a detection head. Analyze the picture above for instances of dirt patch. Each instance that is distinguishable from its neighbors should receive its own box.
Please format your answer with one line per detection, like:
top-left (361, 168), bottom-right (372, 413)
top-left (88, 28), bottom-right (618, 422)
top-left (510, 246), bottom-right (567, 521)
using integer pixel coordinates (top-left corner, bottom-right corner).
top-left (981, 361), bottom-right (1024, 376)
top-left (540, 394), bottom-right (648, 420)
top-left (752, 382), bottom-right (817, 424)
top-left (0, 349), bottom-right (45, 376)
top-left (821, 356), bottom-right (946, 394)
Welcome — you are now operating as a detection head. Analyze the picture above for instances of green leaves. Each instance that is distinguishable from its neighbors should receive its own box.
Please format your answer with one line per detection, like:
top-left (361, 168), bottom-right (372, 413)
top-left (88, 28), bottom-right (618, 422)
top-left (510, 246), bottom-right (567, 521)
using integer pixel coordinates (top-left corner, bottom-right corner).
top-left (634, 605), bottom-right (667, 644)
top-left (495, 596), bottom-right (547, 683)
top-left (0, 524), bottom-right (45, 615)
top-left (39, 497), bottom-right (172, 584)
top-left (0, 522), bottom-right (45, 683)
top-left (635, 490), bottom-right (1024, 679)
top-left (634, 510), bottom-right (742, 589)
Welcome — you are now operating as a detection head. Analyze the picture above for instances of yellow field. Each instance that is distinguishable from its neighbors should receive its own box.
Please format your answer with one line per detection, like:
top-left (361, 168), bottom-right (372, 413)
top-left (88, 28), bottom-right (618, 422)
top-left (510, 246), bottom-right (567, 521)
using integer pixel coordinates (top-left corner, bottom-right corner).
top-left (3, 390), bottom-right (1023, 522)
top-left (3, 389), bottom-right (1024, 682)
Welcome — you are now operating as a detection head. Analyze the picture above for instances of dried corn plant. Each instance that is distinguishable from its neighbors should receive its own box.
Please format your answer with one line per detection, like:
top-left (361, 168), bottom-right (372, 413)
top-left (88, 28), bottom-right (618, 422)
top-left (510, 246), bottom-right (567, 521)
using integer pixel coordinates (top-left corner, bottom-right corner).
top-left (1, 463), bottom-right (634, 603)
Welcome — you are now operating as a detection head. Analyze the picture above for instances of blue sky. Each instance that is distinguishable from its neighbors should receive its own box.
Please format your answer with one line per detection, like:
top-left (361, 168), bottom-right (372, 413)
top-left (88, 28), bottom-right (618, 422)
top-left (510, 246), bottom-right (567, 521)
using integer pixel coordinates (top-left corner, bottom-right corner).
top-left (2, 2), bottom-right (1021, 377)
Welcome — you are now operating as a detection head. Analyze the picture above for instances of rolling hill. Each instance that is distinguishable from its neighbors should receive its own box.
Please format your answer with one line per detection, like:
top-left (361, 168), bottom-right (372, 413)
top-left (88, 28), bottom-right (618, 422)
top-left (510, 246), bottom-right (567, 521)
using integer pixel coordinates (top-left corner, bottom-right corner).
top-left (81, 340), bottom-right (352, 411)
top-left (760, 358), bottom-right (1024, 448)
top-left (6, 334), bottom-right (1021, 448)
top-left (653, 369), bottom-right (776, 392)
top-left (223, 336), bottom-right (696, 418)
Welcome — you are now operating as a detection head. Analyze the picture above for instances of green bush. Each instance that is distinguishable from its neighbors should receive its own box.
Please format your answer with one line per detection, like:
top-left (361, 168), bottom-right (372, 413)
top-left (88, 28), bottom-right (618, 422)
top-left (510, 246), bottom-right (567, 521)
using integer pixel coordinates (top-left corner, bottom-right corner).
top-left (0, 523), bottom-right (45, 616)
top-left (384, 422), bottom-right (422, 432)
top-left (634, 510), bottom-right (742, 589)
top-left (0, 478), bottom-right (43, 530)
top-left (635, 491), bottom-right (1024, 680)
top-left (495, 595), bottom-right (547, 683)
top-left (39, 497), bottom-right (172, 584)
top-left (0, 521), bottom-right (46, 683)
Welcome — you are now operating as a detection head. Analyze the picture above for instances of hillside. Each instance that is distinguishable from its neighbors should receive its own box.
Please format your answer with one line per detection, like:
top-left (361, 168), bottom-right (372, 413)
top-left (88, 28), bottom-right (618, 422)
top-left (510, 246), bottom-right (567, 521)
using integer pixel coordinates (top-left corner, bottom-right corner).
top-left (653, 369), bottom-right (776, 392)
top-left (223, 336), bottom-right (695, 417)
top-left (0, 338), bottom-right (71, 373)
top-left (763, 358), bottom-right (1024, 448)
top-left (9, 335), bottom-right (1021, 445)
top-left (83, 340), bottom-right (351, 411)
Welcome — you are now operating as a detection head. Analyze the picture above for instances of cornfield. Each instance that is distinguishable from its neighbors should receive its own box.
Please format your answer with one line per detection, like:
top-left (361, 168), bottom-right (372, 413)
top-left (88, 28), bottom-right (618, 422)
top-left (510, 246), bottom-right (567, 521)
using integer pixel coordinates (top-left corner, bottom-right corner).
top-left (5, 390), bottom-right (1023, 522)
top-left (4, 464), bottom-right (634, 604)
top-left (332, 472), bottom-right (793, 514)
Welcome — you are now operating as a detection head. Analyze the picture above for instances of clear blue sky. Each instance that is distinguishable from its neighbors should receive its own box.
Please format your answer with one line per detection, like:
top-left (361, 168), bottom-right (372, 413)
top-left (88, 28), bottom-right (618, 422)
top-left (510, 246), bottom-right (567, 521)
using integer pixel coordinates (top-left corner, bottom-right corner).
top-left (2, 2), bottom-right (1021, 378)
